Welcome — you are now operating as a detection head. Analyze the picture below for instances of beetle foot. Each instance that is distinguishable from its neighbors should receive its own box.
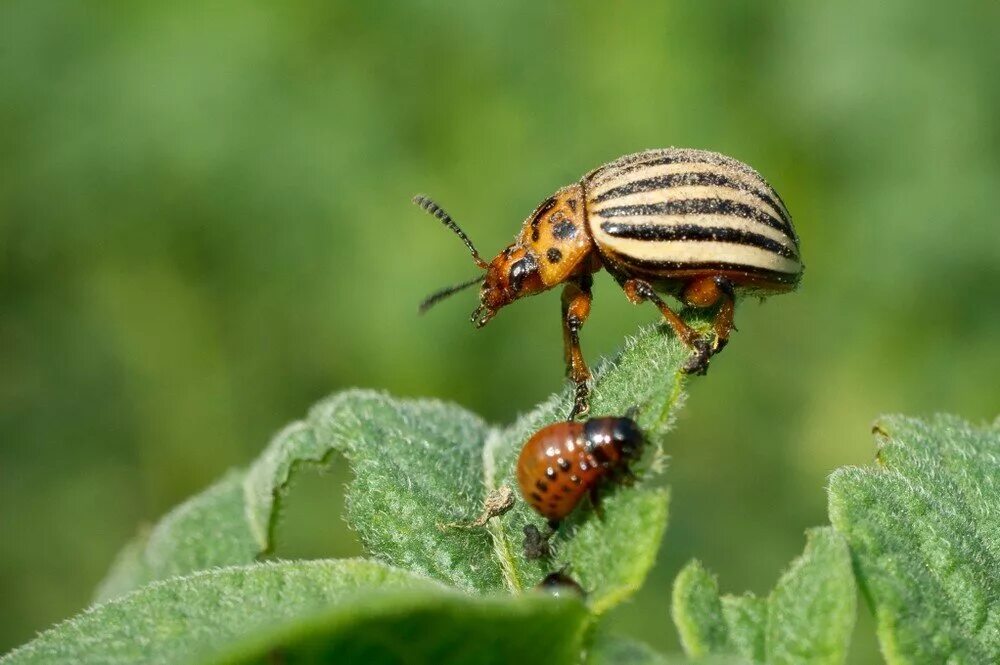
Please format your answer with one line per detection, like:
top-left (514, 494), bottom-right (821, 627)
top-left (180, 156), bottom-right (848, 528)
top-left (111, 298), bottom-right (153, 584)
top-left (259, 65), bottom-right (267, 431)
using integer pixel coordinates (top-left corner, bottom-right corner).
top-left (681, 338), bottom-right (713, 375)
top-left (568, 382), bottom-right (591, 420)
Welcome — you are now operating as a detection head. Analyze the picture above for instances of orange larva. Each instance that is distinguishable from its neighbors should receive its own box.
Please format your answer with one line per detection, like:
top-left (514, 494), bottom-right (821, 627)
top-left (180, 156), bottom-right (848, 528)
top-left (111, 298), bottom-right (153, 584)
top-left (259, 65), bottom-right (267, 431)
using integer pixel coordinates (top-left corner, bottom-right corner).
top-left (516, 416), bottom-right (644, 523)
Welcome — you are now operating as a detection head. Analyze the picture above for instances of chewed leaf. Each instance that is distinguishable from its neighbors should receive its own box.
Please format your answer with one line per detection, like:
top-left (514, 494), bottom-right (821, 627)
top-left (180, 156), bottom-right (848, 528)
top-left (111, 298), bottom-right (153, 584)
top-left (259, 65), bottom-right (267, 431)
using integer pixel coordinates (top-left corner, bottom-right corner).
top-left (96, 323), bottom-right (690, 614)
top-left (672, 528), bottom-right (855, 664)
top-left (829, 414), bottom-right (1000, 663)
top-left (3, 559), bottom-right (588, 665)
top-left (94, 423), bottom-right (346, 602)
top-left (307, 391), bottom-right (502, 590)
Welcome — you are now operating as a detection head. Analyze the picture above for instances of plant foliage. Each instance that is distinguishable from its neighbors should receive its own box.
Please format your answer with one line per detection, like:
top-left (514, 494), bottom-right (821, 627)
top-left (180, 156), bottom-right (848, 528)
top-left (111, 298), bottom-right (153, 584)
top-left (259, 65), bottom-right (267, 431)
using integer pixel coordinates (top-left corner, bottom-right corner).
top-left (829, 415), bottom-right (1000, 663)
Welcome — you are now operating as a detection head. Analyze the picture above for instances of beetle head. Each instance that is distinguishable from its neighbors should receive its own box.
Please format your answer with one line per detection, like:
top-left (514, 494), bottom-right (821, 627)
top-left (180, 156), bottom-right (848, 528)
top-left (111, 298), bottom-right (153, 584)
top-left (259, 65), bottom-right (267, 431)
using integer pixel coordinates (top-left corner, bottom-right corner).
top-left (472, 245), bottom-right (544, 327)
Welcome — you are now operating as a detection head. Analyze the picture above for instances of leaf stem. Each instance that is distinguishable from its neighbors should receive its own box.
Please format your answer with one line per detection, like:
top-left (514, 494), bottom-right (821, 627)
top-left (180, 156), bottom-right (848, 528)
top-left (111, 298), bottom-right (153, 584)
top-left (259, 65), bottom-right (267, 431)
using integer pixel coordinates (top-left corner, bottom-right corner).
top-left (482, 428), bottom-right (522, 593)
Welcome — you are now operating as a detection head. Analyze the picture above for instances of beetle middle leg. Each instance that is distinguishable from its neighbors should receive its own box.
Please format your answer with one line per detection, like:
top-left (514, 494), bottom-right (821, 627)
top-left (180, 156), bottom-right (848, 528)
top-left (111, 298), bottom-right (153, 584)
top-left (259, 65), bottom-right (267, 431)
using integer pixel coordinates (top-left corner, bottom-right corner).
top-left (562, 275), bottom-right (593, 420)
top-left (621, 278), bottom-right (711, 374)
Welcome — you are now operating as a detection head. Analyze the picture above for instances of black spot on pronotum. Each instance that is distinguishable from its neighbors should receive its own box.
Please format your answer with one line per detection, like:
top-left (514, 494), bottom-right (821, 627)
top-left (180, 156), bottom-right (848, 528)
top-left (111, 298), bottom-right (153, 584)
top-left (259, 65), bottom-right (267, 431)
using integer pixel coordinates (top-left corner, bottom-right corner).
top-left (547, 248), bottom-right (562, 264)
top-left (552, 220), bottom-right (577, 240)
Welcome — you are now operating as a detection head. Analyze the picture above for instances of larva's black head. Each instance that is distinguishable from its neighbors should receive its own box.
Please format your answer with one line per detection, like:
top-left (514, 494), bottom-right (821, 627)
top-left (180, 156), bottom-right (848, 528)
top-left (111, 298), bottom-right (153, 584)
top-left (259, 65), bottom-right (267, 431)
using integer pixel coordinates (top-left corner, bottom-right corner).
top-left (536, 571), bottom-right (585, 598)
top-left (610, 417), bottom-right (644, 459)
top-left (583, 416), bottom-right (645, 462)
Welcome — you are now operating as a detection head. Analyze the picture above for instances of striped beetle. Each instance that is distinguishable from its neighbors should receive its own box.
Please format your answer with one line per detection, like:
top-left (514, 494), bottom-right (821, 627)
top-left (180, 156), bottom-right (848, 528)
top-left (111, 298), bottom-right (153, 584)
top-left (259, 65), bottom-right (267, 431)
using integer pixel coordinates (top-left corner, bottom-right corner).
top-left (414, 148), bottom-right (802, 418)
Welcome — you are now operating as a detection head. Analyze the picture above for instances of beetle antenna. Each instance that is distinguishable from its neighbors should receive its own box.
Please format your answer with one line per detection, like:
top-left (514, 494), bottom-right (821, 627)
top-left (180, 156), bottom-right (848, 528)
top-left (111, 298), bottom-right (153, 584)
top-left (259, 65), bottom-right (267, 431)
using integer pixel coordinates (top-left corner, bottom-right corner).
top-left (419, 275), bottom-right (484, 314)
top-left (413, 194), bottom-right (489, 270)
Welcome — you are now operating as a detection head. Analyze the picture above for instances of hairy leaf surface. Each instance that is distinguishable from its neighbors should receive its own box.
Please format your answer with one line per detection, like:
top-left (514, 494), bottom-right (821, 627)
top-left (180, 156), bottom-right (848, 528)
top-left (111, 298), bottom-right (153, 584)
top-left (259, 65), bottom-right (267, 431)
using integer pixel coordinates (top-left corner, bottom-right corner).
top-left (6, 559), bottom-right (586, 665)
top-left (97, 324), bottom-right (692, 614)
top-left (829, 414), bottom-right (1000, 663)
top-left (672, 528), bottom-right (855, 664)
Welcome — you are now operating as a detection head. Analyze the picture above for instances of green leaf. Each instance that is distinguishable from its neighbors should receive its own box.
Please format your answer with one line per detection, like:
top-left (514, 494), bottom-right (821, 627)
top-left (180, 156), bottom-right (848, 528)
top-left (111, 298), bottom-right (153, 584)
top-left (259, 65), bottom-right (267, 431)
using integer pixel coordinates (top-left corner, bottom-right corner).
top-left (585, 633), bottom-right (748, 665)
top-left (828, 414), bottom-right (1000, 664)
top-left (586, 634), bottom-right (674, 665)
top-left (5, 559), bottom-right (587, 665)
top-left (94, 423), bottom-right (334, 602)
top-left (97, 324), bottom-right (690, 614)
top-left (672, 527), bottom-right (855, 664)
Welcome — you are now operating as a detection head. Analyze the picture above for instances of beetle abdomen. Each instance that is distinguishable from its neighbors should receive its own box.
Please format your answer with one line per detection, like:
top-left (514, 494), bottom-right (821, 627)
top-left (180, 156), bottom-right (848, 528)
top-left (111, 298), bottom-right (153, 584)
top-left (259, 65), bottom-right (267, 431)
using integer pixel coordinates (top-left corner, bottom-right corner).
top-left (584, 148), bottom-right (802, 290)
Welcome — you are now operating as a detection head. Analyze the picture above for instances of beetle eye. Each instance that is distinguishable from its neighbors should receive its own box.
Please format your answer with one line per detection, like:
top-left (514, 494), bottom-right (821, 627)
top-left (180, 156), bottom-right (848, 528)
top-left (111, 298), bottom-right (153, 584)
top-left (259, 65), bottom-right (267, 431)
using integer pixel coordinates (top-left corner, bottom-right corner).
top-left (508, 258), bottom-right (533, 293)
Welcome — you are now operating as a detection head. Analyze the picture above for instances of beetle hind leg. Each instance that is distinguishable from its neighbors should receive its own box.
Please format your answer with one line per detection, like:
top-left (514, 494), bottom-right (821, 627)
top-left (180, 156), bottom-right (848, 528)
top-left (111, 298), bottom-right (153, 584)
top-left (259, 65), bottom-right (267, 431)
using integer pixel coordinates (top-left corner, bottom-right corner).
top-left (621, 278), bottom-right (711, 373)
top-left (683, 275), bottom-right (735, 350)
top-left (681, 275), bottom-right (736, 372)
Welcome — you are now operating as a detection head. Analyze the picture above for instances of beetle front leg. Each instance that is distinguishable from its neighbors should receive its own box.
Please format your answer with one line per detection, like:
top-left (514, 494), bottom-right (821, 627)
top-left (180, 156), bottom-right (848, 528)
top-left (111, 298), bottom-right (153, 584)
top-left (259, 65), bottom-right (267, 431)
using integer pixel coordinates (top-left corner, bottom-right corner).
top-left (621, 278), bottom-right (711, 374)
top-left (562, 276), bottom-right (593, 420)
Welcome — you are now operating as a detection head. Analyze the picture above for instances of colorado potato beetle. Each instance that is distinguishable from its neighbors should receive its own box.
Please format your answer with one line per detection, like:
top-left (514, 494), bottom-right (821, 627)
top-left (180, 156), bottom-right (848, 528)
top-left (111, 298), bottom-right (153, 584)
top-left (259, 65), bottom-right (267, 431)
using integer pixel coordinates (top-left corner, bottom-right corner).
top-left (516, 415), bottom-right (644, 523)
top-left (415, 148), bottom-right (802, 418)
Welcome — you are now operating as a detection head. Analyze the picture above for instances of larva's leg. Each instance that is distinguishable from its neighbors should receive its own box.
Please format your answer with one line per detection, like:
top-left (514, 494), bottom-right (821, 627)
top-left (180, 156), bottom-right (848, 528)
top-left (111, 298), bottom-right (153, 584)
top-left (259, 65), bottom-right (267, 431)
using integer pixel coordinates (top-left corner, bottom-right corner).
top-left (588, 485), bottom-right (605, 519)
top-left (622, 278), bottom-right (711, 374)
top-left (562, 275), bottom-right (593, 420)
top-left (683, 275), bottom-right (736, 352)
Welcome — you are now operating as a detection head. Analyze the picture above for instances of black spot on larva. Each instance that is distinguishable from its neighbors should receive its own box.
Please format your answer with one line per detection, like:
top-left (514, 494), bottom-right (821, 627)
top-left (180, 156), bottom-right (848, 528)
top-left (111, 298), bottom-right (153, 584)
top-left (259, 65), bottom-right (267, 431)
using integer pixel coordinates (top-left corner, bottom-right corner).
top-left (552, 220), bottom-right (577, 240)
top-left (579, 461), bottom-right (590, 472)
top-left (591, 446), bottom-right (610, 464)
top-left (545, 467), bottom-right (557, 480)
top-left (570, 475), bottom-right (581, 485)
top-left (562, 485), bottom-right (574, 494)
top-left (530, 492), bottom-right (543, 502)
top-left (547, 248), bottom-right (562, 264)
top-left (535, 480), bottom-right (549, 492)
top-left (567, 198), bottom-right (577, 212)
top-left (531, 215), bottom-right (541, 242)
top-left (557, 458), bottom-right (571, 471)
top-left (548, 501), bottom-right (559, 509)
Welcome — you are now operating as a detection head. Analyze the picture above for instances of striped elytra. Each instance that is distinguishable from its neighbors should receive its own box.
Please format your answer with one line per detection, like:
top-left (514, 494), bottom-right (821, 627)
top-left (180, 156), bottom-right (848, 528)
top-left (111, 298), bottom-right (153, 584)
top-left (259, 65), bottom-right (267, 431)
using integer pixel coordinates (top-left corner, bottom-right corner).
top-left (585, 149), bottom-right (800, 288)
top-left (516, 416), bottom-right (644, 522)
top-left (415, 147), bottom-right (803, 418)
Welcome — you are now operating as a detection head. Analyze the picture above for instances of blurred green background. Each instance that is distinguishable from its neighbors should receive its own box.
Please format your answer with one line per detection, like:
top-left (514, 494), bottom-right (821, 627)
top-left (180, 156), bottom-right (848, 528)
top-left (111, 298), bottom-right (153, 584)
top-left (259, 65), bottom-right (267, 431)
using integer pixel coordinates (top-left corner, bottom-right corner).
top-left (2, 1), bottom-right (998, 659)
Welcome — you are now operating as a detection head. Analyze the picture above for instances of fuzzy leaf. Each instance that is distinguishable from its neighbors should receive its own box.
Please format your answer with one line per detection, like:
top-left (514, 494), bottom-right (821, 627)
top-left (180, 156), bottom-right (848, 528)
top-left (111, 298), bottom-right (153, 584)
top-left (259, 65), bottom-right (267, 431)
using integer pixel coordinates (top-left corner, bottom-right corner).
top-left (672, 527), bottom-right (855, 664)
top-left (97, 323), bottom-right (691, 613)
top-left (94, 424), bottom-right (337, 602)
top-left (4, 559), bottom-right (587, 665)
top-left (585, 633), bottom-right (748, 665)
top-left (828, 414), bottom-right (1000, 663)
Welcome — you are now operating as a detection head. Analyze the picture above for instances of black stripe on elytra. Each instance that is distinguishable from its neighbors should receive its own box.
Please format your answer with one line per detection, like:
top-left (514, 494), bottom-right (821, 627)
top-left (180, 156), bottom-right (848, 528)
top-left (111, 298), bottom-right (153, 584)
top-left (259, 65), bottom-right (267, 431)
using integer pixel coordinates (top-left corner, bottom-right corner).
top-left (600, 222), bottom-right (799, 260)
top-left (612, 256), bottom-right (802, 283)
top-left (592, 171), bottom-right (791, 227)
top-left (595, 198), bottom-right (793, 238)
top-left (608, 152), bottom-right (746, 179)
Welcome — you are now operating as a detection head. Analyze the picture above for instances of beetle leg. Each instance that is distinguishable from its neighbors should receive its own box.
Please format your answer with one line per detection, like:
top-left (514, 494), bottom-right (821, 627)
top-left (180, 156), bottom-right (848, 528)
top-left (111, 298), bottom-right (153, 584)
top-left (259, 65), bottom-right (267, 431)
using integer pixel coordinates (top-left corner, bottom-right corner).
top-left (622, 279), bottom-right (711, 374)
top-left (562, 276), bottom-right (593, 420)
top-left (682, 275), bottom-right (736, 354)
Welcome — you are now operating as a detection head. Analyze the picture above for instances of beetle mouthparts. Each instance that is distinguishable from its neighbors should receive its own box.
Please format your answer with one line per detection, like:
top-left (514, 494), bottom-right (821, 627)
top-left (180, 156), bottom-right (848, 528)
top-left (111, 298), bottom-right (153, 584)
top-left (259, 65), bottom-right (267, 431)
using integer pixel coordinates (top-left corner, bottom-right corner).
top-left (470, 304), bottom-right (495, 328)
